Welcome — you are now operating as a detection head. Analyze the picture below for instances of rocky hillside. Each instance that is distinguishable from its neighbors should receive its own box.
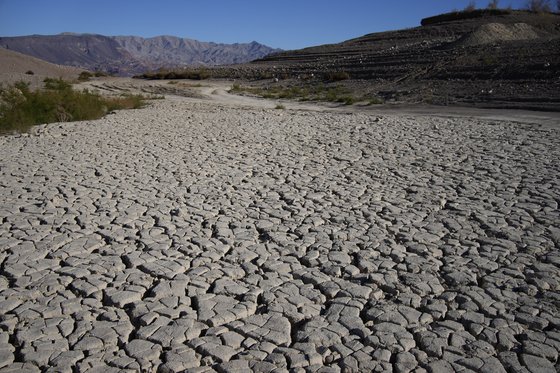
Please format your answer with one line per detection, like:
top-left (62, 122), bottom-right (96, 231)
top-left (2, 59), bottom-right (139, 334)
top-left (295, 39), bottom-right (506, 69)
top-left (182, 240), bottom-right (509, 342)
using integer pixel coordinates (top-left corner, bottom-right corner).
top-left (228, 10), bottom-right (560, 111)
top-left (0, 34), bottom-right (279, 76)
top-left (113, 36), bottom-right (276, 66)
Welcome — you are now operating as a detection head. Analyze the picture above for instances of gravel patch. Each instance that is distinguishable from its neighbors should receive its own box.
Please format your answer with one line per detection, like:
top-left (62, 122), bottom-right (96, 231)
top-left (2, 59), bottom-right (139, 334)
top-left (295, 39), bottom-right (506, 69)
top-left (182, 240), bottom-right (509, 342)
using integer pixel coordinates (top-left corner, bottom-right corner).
top-left (0, 97), bottom-right (559, 372)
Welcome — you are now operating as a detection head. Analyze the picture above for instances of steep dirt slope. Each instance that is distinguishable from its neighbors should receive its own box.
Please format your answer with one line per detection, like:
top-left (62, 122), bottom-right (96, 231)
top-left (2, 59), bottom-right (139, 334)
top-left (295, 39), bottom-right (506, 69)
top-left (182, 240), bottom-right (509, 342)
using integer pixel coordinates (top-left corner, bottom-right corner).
top-left (0, 47), bottom-right (84, 87)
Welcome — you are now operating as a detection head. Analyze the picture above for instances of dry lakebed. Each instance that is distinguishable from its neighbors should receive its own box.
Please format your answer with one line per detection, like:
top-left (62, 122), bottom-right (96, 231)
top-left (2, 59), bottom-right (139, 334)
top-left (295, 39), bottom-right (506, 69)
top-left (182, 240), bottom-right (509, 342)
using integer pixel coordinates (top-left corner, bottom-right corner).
top-left (0, 80), bottom-right (559, 372)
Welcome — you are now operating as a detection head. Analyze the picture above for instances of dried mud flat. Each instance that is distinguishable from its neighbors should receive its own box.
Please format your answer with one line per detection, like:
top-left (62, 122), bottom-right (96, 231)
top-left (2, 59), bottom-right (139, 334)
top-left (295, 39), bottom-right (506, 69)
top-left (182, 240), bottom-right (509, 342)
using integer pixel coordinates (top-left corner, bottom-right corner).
top-left (0, 89), bottom-right (559, 373)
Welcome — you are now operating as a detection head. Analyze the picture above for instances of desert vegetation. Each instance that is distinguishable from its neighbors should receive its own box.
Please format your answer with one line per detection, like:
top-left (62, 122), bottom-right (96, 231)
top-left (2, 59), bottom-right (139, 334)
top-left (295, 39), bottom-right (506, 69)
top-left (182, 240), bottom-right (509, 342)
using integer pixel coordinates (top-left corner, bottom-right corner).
top-left (324, 71), bottom-right (351, 82)
top-left (230, 83), bottom-right (383, 106)
top-left (135, 67), bottom-right (212, 80)
top-left (526, 0), bottom-right (554, 12)
top-left (487, 0), bottom-right (500, 9)
top-left (425, 1), bottom-right (558, 26)
top-left (78, 71), bottom-right (110, 81)
top-left (465, 1), bottom-right (477, 11)
top-left (0, 79), bottom-right (146, 134)
top-left (464, 0), bottom-right (558, 12)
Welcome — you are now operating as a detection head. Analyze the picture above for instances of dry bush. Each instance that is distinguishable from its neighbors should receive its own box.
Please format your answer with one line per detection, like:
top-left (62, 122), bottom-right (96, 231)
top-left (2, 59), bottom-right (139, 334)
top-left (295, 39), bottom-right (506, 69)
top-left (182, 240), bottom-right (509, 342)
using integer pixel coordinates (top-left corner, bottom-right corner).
top-left (324, 71), bottom-right (350, 82)
top-left (526, 0), bottom-right (552, 12)
top-left (488, 0), bottom-right (499, 9)
top-left (465, 1), bottom-right (477, 11)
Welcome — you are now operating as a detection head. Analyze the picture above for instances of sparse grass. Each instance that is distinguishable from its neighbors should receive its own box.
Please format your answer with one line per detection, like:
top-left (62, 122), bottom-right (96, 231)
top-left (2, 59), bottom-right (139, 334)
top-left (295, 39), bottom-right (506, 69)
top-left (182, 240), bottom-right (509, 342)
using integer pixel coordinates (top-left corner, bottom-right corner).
top-left (230, 83), bottom-right (360, 106)
top-left (526, 0), bottom-right (552, 12)
top-left (0, 79), bottom-right (147, 134)
top-left (105, 93), bottom-right (147, 111)
top-left (135, 68), bottom-right (212, 80)
top-left (421, 8), bottom-right (512, 26)
top-left (44, 77), bottom-right (72, 90)
top-left (275, 104), bottom-right (285, 110)
top-left (367, 97), bottom-right (384, 105)
top-left (338, 96), bottom-right (355, 105)
top-left (168, 80), bottom-right (205, 88)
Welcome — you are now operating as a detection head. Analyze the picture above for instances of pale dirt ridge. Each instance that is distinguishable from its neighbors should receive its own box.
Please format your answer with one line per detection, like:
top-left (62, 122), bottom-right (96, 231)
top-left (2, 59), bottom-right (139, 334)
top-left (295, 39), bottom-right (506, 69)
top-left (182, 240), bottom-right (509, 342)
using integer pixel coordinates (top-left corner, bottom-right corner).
top-left (0, 47), bottom-right (83, 88)
top-left (0, 85), bottom-right (559, 372)
top-left (457, 23), bottom-right (540, 46)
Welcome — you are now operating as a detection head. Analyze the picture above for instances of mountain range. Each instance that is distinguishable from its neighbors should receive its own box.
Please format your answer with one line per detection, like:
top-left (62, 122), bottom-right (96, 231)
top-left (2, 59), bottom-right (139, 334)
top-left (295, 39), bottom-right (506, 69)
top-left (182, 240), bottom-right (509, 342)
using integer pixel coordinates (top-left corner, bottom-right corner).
top-left (0, 33), bottom-right (280, 76)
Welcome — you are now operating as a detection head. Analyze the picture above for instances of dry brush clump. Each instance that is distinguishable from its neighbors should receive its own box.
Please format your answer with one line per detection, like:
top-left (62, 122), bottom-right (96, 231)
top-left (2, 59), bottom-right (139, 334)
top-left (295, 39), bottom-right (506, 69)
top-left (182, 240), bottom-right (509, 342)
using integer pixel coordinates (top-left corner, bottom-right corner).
top-left (230, 83), bottom-right (362, 105)
top-left (526, 0), bottom-right (553, 11)
top-left (324, 71), bottom-right (351, 82)
top-left (0, 79), bottom-right (146, 134)
top-left (421, 8), bottom-right (512, 25)
top-left (78, 71), bottom-right (110, 81)
top-left (135, 68), bottom-right (212, 80)
top-left (487, 0), bottom-right (500, 9)
top-left (465, 1), bottom-right (477, 11)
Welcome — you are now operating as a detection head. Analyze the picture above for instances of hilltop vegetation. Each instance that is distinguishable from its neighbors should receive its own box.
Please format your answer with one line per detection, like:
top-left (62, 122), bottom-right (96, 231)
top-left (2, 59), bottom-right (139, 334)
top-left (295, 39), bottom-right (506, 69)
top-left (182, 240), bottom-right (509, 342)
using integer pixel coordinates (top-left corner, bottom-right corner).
top-left (0, 79), bottom-right (146, 134)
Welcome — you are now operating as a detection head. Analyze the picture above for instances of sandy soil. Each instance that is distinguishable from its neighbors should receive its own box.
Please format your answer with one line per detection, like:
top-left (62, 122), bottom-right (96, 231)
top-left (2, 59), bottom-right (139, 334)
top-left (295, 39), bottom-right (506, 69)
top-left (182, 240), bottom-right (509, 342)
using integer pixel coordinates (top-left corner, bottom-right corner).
top-left (0, 78), bottom-right (559, 372)
top-left (0, 47), bottom-right (83, 88)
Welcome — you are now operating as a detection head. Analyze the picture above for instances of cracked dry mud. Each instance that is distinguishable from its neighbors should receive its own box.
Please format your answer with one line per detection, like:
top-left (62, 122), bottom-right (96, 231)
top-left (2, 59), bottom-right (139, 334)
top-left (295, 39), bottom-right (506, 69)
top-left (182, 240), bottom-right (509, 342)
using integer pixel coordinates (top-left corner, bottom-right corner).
top-left (0, 95), bottom-right (559, 373)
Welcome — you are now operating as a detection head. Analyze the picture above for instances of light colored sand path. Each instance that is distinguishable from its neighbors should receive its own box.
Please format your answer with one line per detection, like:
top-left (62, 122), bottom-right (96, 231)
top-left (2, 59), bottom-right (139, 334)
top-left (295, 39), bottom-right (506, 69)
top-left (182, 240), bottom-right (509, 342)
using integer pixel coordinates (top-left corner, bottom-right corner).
top-left (0, 81), bottom-right (559, 372)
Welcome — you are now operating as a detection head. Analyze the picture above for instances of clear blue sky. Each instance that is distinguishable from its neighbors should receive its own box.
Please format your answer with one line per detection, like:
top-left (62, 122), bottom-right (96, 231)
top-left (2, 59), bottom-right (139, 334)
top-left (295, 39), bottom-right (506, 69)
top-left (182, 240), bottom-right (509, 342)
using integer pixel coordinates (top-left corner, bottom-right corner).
top-left (0, 0), bottom-right (530, 50)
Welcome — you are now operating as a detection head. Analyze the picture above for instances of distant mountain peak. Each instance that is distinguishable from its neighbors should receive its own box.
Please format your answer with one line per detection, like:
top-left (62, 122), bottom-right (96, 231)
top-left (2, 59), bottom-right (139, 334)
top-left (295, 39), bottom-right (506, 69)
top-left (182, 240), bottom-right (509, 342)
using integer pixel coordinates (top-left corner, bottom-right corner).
top-left (0, 33), bottom-right (281, 76)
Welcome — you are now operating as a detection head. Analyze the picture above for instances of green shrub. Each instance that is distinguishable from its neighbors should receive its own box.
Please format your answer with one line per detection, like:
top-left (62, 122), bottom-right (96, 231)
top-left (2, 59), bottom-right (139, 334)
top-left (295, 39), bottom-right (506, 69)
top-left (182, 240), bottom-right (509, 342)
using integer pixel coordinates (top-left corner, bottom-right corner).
top-left (275, 104), bottom-right (285, 110)
top-left (368, 97), bottom-right (384, 105)
top-left (337, 96), bottom-right (355, 105)
top-left (78, 71), bottom-right (93, 81)
top-left (325, 71), bottom-right (350, 82)
top-left (0, 80), bottom-right (146, 134)
top-left (43, 77), bottom-right (72, 91)
top-left (105, 94), bottom-right (146, 111)
top-left (229, 82), bottom-right (359, 106)
top-left (136, 67), bottom-right (212, 80)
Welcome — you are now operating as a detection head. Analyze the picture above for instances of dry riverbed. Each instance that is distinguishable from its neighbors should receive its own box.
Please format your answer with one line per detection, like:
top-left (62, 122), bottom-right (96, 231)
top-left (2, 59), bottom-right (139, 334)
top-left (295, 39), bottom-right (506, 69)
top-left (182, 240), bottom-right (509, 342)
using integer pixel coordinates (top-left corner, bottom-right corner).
top-left (0, 81), bottom-right (559, 372)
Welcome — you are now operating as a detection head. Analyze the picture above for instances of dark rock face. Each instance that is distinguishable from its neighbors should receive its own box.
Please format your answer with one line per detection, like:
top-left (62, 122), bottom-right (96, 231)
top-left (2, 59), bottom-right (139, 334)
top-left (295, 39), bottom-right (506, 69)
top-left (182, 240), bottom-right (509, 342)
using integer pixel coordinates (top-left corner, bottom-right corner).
top-left (0, 34), bottom-right (280, 76)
